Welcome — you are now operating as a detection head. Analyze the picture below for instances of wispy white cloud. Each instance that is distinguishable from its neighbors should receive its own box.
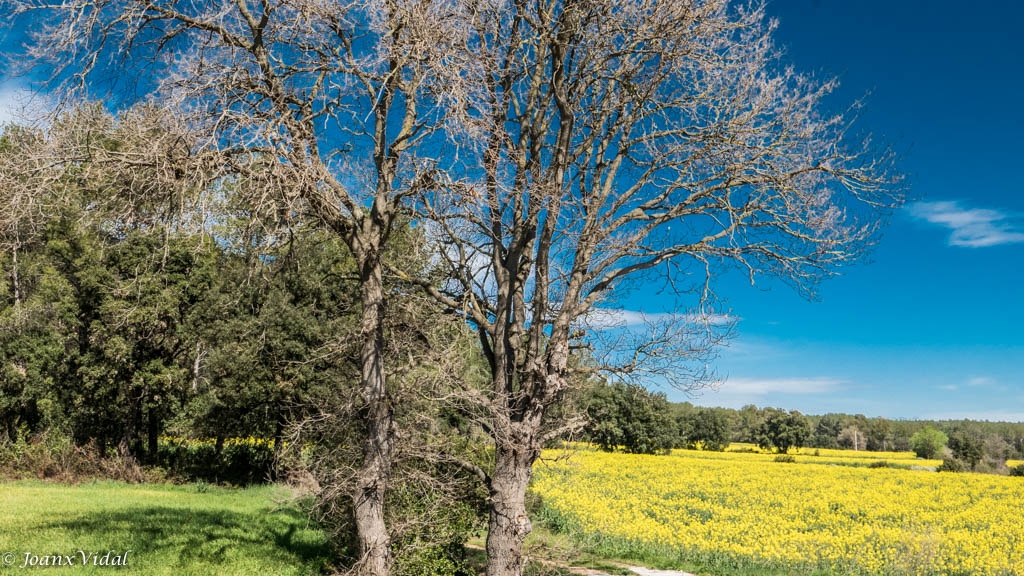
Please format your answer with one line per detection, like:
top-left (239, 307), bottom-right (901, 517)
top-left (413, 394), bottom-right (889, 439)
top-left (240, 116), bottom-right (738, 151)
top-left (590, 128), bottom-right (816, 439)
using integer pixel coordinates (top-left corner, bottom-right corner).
top-left (582, 307), bottom-right (735, 330)
top-left (909, 200), bottom-right (1024, 248)
top-left (714, 376), bottom-right (845, 396)
top-left (0, 86), bottom-right (19, 126)
top-left (936, 384), bottom-right (958, 391)
top-left (925, 411), bottom-right (1024, 423)
top-left (967, 376), bottom-right (992, 387)
top-left (688, 376), bottom-right (849, 410)
top-left (0, 79), bottom-right (54, 129)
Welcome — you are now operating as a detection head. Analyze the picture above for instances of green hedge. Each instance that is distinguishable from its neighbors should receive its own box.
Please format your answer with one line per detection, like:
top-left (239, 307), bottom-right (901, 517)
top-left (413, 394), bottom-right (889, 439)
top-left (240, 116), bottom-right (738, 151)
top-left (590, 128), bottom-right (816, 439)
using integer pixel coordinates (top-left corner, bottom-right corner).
top-left (156, 436), bottom-right (277, 484)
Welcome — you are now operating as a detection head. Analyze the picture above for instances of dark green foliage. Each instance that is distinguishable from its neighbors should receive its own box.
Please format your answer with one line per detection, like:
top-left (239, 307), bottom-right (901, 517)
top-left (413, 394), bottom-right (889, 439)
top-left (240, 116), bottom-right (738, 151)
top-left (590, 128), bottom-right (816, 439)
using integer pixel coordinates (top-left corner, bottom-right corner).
top-left (773, 454), bottom-right (796, 463)
top-left (389, 481), bottom-right (483, 576)
top-left (754, 410), bottom-right (811, 454)
top-left (811, 415), bottom-right (843, 449)
top-left (868, 460), bottom-right (889, 468)
top-left (1, 157), bottom-right (361, 469)
top-left (730, 404), bottom-right (761, 444)
top-left (180, 226), bottom-right (360, 446)
top-left (947, 430), bottom-right (984, 470)
top-left (681, 408), bottom-right (731, 451)
top-left (72, 231), bottom-right (216, 457)
top-left (937, 458), bottom-right (967, 473)
top-left (1009, 464), bottom-right (1024, 477)
top-left (585, 382), bottom-right (676, 454)
top-left (862, 417), bottom-right (894, 451)
top-left (154, 437), bottom-right (277, 484)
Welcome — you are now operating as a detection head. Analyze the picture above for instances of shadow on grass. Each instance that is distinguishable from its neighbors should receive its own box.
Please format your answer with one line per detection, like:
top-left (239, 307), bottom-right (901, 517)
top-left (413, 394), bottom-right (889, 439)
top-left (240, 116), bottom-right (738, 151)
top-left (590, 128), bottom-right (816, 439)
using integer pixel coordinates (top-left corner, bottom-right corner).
top-left (35, 505), bottom-right (332, 572)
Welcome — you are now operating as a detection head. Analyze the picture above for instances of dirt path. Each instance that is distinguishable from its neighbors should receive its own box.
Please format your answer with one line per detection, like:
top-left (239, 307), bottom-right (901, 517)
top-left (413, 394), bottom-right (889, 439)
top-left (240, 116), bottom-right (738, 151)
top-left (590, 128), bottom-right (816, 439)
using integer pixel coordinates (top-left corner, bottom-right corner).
top-left (527, 556), bottom-right (696, 576)
top-left (626, 569), bottom-right (697, 576)
top-left (465, 543), bottom-right (695, 576)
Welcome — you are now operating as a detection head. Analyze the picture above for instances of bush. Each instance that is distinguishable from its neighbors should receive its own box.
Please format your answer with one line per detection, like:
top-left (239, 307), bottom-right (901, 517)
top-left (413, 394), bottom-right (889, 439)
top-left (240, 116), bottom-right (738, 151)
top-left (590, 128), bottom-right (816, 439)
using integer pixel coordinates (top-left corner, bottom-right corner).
top-left (947, 431), bottom-right (984, 470)
top-left (755, 410), bottom-right (811, 454)
top-left (0, 430), bottom-right (149, 483)
top-left (1010, 464), bottom-right (1024, 477)
top-left (774, 454), bottom-right (796, 463)
top-left (868, 460), bottom-right (889, 468)
top-left (388, 475), bottom-right (484, 576)
top-left (937, 458), bottom-right (967, 473)
top-left (909, 426), bottom-right (947, 459)
top-left (155, 436), bottom-right (277, 485)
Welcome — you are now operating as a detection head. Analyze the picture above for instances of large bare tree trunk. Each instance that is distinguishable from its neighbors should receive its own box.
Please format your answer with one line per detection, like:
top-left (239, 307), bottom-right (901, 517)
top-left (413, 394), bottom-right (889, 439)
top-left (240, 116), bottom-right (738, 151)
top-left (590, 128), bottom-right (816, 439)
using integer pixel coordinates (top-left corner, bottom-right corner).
top-left (485, 438), bottom-right (535, 576)
top-left (354, 254), bottom-right (394, 576)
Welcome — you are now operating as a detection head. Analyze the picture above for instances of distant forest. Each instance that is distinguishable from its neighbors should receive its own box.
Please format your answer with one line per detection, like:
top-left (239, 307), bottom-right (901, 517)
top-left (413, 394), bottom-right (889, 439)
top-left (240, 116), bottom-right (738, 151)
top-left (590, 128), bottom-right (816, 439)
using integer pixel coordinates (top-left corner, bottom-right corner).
top-left (582, 381), bottom-right (1024, 471)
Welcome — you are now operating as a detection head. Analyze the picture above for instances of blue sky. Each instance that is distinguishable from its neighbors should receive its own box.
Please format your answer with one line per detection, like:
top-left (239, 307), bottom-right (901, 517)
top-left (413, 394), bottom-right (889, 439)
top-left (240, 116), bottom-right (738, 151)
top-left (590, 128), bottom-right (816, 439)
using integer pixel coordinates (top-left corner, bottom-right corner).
top-left (1, 1), bottom-right (1022, 421)
top-left (675, 0), bottom-right (1024, 419)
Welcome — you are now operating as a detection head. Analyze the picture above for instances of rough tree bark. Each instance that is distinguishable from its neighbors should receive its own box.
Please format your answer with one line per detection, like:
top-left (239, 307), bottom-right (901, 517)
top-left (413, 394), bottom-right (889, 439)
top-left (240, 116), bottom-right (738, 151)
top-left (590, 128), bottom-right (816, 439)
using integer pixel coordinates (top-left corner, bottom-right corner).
top-left (353, 241), bottom-right (394, 574)
top-left (485, 429), bottom-right (538, 576)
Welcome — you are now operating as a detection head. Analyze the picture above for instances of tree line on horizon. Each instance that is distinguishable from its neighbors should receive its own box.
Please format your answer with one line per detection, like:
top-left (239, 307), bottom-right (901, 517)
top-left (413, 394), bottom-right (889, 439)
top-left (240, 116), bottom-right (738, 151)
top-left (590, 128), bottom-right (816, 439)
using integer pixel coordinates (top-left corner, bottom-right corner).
top-left (582, 381), bottom-right (1024, 473)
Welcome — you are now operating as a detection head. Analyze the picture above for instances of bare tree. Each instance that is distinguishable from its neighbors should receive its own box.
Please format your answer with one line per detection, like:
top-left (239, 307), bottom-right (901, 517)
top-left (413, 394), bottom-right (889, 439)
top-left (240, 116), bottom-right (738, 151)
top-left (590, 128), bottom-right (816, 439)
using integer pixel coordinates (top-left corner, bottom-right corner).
top-left (6, 0), bottom-right (904, 574)
top-left (5, 1), bottom-right (476, 574)
top-left (399, 1), bottom-right (903, 574)
top-left (0, 125), bottom-right (49, 307)
top-left (1, 104), bottom-right (213, 309)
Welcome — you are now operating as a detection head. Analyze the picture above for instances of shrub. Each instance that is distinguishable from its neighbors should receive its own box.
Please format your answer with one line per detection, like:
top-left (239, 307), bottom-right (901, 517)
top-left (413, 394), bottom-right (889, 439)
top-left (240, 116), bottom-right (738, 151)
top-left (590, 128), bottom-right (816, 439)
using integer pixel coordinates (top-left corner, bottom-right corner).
top-left (1009, 464), bottom-right (1024, 477)
top-left (937, 458), bottom-right (967, 473)
top-left (0, 430), bottom-right (149, 483)
top-left (947, 431), bottom-right (984, 470)
top-left (155, 436), bottom-right (277, 485)
top-left (909, 426), bottom-right (947, 459)
top-left (774, 454), bottom-right (796, 463)
top-left (868, 460), bottom-right (889, 468)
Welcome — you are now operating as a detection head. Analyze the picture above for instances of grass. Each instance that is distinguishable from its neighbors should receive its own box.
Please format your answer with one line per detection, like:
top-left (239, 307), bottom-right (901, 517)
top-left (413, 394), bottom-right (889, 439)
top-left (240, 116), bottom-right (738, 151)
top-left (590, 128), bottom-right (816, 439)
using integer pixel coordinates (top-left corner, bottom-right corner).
top-left (0, 480), bottom-right (332, 575)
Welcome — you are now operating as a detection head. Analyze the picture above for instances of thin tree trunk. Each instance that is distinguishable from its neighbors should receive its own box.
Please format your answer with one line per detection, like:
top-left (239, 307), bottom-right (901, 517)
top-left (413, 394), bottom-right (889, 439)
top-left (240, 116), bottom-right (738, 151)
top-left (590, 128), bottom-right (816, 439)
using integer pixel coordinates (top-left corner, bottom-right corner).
top-left (272, 412), bottom-right (284, 456)
top-left (147, 407), bottom-right (159, 461)
top-left (11, 241), bottom-right (21, 306)
top-left (486, 436), bottom-right (535, 576)
top-left (353, 255), bottom-right (394, 576)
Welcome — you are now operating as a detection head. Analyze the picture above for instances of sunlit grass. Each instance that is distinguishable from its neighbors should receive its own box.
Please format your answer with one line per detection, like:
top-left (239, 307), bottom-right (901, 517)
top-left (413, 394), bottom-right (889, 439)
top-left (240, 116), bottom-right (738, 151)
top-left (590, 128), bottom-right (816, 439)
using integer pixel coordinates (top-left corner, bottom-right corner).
top-left (0, 481), bottom-right (331, 575)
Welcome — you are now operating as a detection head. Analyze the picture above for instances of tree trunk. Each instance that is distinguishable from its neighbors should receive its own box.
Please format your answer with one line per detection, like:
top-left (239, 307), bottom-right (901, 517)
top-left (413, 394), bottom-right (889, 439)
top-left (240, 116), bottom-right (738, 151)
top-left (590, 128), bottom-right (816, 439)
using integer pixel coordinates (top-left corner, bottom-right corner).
top-left (11, 241), bottom-right (21, 306)
top-left (147, 407), bottom-right (159, 461)
top-left (353, 255), bottom-right (394, 576)
top-left (272, 412), bottom-right (285, 462)
top-left (486, 440), bottom-right (535, 576)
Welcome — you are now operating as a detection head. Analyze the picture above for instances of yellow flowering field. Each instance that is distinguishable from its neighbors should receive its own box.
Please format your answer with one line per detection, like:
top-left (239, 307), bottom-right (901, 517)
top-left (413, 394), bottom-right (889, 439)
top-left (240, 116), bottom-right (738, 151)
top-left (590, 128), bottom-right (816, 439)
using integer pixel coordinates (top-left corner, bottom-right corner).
top-left (531, 447), bottom-right (1024, 575)
top-left (712, 443), bottom-right (945, 469)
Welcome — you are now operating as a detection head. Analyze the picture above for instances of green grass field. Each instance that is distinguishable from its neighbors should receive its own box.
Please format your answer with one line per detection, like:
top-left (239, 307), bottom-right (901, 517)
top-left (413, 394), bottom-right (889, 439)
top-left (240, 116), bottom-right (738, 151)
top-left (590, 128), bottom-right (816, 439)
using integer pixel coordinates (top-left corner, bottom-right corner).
top-left (0, 481), bottom-right (331, 575)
